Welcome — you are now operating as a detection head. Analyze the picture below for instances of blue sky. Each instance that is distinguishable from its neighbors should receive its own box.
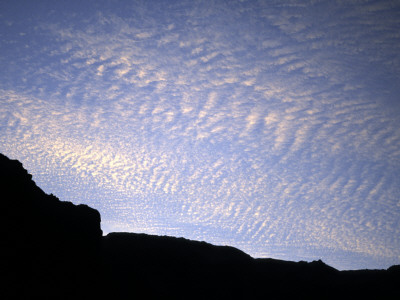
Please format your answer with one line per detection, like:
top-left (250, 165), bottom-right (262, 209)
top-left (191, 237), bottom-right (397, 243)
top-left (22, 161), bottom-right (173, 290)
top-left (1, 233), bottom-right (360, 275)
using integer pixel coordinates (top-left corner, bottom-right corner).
top-left (1, 0), bottom-right (400, 270)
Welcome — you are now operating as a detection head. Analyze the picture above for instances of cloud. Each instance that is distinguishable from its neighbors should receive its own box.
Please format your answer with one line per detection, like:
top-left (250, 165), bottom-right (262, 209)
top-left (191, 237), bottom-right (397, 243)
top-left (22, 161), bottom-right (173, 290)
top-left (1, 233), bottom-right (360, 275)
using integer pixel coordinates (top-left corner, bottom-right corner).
top-left (1, 0), bottom-right (400, 270)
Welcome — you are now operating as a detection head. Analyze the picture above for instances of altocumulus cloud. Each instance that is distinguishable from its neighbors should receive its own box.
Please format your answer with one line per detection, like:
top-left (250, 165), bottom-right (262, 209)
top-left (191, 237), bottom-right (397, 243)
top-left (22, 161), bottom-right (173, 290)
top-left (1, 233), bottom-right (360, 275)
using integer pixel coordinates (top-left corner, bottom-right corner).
top-left (1, 0), bottom-right (400, 270)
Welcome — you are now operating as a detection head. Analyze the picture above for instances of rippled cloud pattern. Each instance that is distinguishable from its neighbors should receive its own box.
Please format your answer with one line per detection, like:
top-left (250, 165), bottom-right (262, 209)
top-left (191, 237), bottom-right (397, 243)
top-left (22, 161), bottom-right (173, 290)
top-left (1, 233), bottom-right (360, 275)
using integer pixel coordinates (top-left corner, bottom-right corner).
top-left (1, 0), bottom-right (400, 270)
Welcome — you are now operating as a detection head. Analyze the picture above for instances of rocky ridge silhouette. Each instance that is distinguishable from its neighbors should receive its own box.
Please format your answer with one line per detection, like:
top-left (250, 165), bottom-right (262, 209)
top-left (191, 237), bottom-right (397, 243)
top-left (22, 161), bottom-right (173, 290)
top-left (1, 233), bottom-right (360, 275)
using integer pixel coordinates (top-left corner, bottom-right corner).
top-left (1, 153), bottom-right (398, 299)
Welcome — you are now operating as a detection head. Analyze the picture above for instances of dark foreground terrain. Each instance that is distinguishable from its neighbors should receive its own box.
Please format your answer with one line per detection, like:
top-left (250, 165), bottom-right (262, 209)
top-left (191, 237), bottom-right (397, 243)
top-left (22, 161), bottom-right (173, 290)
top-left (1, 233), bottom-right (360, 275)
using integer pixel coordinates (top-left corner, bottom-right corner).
top-left (1, 153), bottom-right (399, 299)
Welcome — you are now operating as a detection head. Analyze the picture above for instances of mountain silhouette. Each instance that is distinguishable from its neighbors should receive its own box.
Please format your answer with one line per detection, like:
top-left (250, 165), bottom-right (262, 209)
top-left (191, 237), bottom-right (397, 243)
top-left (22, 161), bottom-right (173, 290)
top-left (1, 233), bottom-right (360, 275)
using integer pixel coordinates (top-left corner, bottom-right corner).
top-left (1, 153), bottom-right (399, 299)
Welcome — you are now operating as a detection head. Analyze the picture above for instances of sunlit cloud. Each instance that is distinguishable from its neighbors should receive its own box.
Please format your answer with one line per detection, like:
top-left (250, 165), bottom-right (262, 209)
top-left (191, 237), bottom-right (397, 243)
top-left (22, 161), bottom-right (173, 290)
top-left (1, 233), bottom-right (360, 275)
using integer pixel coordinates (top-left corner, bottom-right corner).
top-left (1, 0), bottom-right (400, 270)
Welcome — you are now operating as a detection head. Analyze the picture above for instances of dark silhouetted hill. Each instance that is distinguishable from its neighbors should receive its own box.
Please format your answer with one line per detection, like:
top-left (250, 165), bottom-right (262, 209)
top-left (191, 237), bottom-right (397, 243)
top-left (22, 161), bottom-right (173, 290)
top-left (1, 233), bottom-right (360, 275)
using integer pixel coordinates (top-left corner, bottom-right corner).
top-left (1, 153), bottom-right (399, 299)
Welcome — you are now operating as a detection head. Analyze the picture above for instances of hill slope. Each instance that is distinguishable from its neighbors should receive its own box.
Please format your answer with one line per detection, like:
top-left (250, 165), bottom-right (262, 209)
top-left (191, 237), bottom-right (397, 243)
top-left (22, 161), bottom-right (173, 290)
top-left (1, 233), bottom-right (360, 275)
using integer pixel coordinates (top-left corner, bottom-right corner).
top-left (1, 153), bottom-right (398, 299)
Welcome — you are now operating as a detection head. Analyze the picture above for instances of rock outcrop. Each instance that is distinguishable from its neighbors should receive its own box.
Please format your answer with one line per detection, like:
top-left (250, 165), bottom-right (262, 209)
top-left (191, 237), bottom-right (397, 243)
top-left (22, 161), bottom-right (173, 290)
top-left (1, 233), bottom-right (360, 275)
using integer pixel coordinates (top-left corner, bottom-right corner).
top-left (1, 153), bottom-right (102, 299)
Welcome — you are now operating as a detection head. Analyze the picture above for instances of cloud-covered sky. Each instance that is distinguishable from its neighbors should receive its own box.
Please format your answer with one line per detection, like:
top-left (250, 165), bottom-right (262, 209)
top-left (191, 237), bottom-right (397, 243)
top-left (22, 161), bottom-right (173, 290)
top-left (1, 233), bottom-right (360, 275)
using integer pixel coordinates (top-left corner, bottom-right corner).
top-left (1, 0), bottom-right (400, 270)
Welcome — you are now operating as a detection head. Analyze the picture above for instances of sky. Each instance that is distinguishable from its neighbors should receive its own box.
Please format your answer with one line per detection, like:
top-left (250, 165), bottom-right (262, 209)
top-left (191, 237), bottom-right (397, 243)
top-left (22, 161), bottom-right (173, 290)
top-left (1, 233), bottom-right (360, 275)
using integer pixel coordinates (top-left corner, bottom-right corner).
top-left (1, 0), bottom-right (400, 270)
